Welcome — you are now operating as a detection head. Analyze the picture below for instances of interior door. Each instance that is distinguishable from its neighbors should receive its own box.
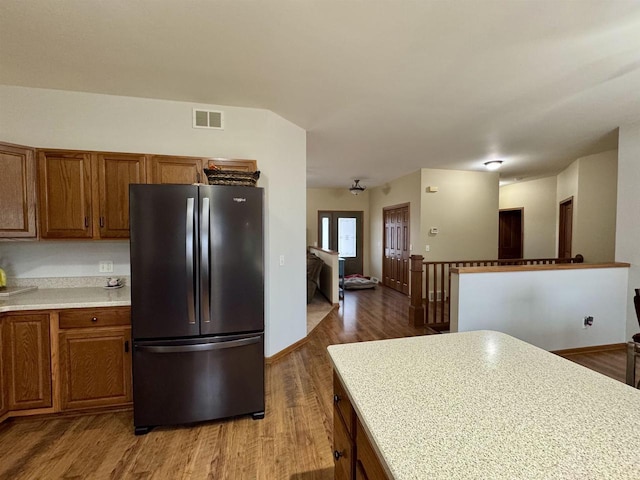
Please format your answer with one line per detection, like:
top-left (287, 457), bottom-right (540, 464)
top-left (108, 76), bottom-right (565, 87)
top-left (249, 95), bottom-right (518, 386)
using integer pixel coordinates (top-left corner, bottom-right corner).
top-left (318, 211), bottom-right (363, 276)
top-left (498, 208), bottom-right (523, 259)
top-left (559, 197), bottom-right (573, 258)
top-left (383, 204), bottom-right (410, 294)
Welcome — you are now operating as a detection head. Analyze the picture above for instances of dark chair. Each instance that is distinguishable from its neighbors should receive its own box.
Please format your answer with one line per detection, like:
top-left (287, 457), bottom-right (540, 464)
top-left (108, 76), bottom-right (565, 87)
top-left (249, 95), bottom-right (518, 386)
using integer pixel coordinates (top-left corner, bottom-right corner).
top-left (625, 289), bottom-right (640, 388)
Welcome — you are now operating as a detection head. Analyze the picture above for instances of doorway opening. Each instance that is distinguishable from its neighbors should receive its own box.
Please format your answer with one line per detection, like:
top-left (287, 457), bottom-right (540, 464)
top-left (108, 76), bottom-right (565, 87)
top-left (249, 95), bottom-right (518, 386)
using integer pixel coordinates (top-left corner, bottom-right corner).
top-left (317, 211), bottom-right (363, 276)
top-left (382, 203), bottom-right (410, 295)
top-left (558, 197), bottom-right (573, 258)
top-left (498, 208), bottom-right (523, 259)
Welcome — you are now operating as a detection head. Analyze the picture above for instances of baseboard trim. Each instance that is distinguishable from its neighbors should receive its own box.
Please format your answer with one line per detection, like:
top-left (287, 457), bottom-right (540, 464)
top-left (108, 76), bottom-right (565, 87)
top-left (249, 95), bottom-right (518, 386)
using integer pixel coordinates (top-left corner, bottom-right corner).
top-left (553, 343), bottom-right (626, 356)
top-left (265, 336), bottom-right (309, 364)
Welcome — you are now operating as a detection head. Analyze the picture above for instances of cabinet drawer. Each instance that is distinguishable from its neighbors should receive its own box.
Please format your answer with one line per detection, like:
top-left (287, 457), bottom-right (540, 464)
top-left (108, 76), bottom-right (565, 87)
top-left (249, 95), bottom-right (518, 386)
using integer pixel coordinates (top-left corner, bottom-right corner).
top-left (334, 406), bottom-right (354, 480)
top-left (59, 307), bottom-right (130, 329)
top-left (333, 372), bottom-right (355, 435)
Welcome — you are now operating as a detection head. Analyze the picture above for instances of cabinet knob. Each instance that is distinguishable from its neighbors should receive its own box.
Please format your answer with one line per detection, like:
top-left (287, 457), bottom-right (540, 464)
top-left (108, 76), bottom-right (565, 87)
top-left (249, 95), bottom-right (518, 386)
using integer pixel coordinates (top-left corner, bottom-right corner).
top-left (91, 317), bottom-right (98, 322)
top-left (333, 394), bottom-right (341, 404)
top-left (333, 450), bottom-right (343, 461)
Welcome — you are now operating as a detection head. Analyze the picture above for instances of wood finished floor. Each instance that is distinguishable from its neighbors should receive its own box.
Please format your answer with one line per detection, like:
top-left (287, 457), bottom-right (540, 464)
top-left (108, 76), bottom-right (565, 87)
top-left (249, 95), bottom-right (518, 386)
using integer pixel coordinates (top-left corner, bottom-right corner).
top-left (0, 287), bottom-right (629, 479)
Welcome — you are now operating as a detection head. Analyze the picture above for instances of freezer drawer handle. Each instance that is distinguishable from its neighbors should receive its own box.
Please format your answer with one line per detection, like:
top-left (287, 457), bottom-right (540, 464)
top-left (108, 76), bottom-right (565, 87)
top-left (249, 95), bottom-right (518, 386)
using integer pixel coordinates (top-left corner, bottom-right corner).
top-left (186, 197), bottom-right (196, 325)
top-left (135, 336), bottom-right (261, 354)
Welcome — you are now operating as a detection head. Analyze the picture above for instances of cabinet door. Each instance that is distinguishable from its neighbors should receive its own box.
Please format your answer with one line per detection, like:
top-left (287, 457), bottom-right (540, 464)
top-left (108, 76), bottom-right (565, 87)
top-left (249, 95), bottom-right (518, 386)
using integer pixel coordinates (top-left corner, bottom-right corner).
top-left (59, 327), bottom-right (132, 410)
top-left (148, 155), bottom-right (204, 184)
top-left (3, 314), bottom-right (52, 411)
top-left (38, 150), bottom-right (93, 238)
top-left (0, 143), bottom-right (37, 238)
top-left (97, 153), bottom-right (146, 238)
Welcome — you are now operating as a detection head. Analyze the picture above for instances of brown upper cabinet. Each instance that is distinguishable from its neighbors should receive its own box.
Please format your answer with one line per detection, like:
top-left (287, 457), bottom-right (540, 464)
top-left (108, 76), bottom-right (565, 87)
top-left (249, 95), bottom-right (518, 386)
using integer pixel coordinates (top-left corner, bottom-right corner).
top-left (147, 155), bottom-right (204, 184)
top-left (97, 153), bottom-right (146, 238)
top-left (38, 150), bottom-right (145, 239)
top-left (38, 150), bottom-right (93, 239)
top-left (0, 142), bottom-right (37, 238)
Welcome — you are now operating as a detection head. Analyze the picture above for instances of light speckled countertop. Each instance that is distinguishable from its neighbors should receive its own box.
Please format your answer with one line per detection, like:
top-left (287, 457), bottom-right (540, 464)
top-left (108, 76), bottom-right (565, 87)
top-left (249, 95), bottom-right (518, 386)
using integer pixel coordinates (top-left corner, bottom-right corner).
top-left (327, 331), bottom-right (640, 479)
top-left (0, 286), bottom-right (131, 312)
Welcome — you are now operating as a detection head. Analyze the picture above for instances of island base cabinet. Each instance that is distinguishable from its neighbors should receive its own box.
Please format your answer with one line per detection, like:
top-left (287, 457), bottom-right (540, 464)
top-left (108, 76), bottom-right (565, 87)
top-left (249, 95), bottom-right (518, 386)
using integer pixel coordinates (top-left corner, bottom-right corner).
top-left (334, 373), bottom-right (388, 480)
top-left (59, 327), bottom-right (132, 411)
top-left (2, 314), bottom-right (52, 411)
top-left (334, 407), bottom-right (354, 479)
top-left (356, 419), bottom-right (389, 480)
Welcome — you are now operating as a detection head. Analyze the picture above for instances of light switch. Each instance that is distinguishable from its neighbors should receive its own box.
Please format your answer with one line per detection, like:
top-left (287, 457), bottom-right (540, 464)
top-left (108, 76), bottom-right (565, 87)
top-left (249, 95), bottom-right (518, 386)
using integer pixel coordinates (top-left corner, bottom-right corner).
top-left (279, 255), bottom-right (285, 266)
top-left (425, 245), bottom-right (430, 252)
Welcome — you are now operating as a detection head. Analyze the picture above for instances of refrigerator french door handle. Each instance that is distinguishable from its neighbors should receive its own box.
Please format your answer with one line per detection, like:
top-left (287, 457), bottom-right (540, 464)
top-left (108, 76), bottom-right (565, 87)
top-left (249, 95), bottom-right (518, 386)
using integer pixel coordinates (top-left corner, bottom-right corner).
top-left (135, 336), bottom-right (261, 353)
top-left (200, 197), bottom-right (211, 324)
top-left (186, 197), bottom-right (196, 325)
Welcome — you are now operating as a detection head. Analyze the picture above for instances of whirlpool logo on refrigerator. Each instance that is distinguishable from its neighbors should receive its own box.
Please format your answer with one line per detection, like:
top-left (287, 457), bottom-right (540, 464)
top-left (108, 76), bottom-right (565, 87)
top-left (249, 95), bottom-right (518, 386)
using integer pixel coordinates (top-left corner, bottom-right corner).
top-left (233, 197), bottom-right (247, 203)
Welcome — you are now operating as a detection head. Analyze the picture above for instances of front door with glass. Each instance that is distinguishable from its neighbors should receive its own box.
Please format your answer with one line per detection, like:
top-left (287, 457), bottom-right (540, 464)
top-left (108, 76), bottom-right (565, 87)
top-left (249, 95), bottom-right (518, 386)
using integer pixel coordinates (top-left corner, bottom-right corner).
top-left (317, 211), bottom-right (363, 276)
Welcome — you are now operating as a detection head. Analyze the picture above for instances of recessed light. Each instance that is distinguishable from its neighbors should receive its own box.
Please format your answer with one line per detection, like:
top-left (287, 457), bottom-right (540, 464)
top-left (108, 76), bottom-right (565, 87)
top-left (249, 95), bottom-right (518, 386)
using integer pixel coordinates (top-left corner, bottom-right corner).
top-left (484, 160), bottom-right (503, 171)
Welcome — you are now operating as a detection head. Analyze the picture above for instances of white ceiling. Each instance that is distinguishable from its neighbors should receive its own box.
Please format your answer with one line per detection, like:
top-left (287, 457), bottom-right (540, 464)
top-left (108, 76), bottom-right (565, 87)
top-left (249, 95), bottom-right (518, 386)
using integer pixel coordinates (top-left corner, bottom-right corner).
top-left (1, 1), bottom-right (640, 188)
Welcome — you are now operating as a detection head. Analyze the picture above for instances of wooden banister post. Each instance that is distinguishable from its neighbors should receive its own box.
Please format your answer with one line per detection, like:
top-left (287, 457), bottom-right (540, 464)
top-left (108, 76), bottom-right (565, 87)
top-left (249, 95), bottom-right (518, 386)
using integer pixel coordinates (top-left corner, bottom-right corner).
top-left (409, 255), bottom-right (425, 327)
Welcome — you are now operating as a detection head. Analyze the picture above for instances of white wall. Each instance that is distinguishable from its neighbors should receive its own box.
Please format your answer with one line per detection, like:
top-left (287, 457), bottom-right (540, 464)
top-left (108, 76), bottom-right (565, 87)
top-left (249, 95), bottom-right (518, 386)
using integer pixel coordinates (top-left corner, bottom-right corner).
top-left (616, 120), bottom-right (640, 340)
top-left (499, 176), bottom-right (557, 258)
top-left (450, 266), bottom-right (629, 351)
top-left (0, 85), bottom-right (306, 357)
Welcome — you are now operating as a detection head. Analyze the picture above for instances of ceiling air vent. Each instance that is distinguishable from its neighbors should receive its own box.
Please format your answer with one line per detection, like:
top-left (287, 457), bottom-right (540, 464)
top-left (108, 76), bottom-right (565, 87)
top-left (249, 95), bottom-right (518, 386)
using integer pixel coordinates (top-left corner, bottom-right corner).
top-left (193, 109), bottom-right (224, 130)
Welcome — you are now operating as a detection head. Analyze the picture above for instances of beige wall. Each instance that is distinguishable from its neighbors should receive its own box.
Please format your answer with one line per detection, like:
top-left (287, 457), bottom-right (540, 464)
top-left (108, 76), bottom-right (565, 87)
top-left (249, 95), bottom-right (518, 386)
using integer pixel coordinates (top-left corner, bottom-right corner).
top-left (369, 171), bottom-right (422, 280)
top-left (499, 176), bottom-right (557, 258)
top-left (616, 121), bottom-right (640, 339)
top-left (573, 150), bottom-right (618, 263)
top-left (306, 188), bottom-right (370, 275)
top-left (556, 150), bottom-right (618, 262)
top-left (420, 168), bottom-right (499, 261)
top-left (556, 159), bottom-right (579, 256)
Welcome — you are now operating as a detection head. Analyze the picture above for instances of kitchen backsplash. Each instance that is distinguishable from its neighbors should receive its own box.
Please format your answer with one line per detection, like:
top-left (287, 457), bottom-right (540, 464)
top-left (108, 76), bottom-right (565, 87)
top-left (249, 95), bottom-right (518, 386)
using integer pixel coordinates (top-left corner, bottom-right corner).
top-left (0, 241), bottom-right (130, 278)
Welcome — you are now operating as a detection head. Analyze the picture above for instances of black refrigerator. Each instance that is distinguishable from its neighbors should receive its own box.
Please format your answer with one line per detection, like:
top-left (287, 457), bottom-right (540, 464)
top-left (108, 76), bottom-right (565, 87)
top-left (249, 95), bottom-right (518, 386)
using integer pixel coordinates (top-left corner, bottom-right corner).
top-left (129, 184), bottom-right (265, 435)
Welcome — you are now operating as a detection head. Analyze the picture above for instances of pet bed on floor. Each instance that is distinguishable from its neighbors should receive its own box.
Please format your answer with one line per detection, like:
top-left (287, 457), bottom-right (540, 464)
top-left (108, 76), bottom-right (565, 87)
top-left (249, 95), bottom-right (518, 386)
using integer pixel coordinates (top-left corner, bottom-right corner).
top-left (343, 275), bottom-right (377, 290)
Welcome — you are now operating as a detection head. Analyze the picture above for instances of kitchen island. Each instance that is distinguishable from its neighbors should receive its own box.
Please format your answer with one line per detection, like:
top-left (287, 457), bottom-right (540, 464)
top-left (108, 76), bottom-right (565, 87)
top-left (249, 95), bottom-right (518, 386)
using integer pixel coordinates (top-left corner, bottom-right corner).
top-left (328, 330), bottom-right (640, 479)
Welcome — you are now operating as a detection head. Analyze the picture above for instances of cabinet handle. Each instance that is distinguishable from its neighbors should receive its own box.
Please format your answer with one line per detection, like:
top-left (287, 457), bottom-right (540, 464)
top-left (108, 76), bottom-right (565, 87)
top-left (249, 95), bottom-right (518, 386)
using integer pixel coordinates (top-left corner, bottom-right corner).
top-left (91, 317), bottom-right (98, 322)
top-left (85, 217), bottom-right (89, 228)
top-left (100, 217), bottom-right (105, 228)
top-left (333, 394), bottom-right (341, 404)
top-left (125, 341), bottom-right (129, 353)
top-left (333, 450), bottom-right (343, 461)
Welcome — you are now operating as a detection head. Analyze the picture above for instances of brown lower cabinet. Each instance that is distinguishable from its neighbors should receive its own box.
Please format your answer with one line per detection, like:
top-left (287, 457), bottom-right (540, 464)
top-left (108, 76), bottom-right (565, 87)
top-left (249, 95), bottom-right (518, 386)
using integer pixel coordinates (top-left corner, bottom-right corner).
top-left (0, 306), bottom-right (132, 423)
top-left (333, 373), bottom-right (389, 480)
top-left (2, 313), bottom-right (52, 411)
top-left (59, 326), bottom-right (132, 410)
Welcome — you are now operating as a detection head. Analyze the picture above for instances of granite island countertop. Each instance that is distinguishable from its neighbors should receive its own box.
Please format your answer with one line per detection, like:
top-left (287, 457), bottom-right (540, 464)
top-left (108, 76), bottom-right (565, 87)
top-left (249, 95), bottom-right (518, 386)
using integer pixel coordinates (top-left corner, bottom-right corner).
top-left (327, 330), bottom-right (640, 479)
top-left (0, 286), bottom-right (131, 312)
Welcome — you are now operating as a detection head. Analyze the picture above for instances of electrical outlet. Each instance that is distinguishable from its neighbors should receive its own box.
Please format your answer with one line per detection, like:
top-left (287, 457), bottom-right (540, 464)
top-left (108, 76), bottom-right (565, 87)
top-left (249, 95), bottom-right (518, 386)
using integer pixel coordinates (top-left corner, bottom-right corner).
top-left (279, 255), bottom-right (285, 266)
top-left (425, 245), bottom-right (430, 252)
top-left (99, 261), bottom-right (114, 273)
top-left (583, 316), bottom-right (594, 329)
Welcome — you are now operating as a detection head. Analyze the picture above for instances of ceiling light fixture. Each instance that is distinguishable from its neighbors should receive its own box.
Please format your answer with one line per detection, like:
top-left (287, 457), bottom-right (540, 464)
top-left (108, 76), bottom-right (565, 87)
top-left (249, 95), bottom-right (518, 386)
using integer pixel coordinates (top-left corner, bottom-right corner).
top-left (349, 179), bottom-right (366, 195)
top-left (484, 160), bottom-right (503, 171)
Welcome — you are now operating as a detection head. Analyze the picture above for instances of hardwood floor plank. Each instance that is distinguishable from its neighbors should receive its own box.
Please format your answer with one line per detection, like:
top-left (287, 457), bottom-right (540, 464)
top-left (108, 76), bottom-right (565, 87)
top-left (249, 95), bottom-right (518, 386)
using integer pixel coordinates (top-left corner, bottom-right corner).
top-left (0, 286), bottom-right (628, 479)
